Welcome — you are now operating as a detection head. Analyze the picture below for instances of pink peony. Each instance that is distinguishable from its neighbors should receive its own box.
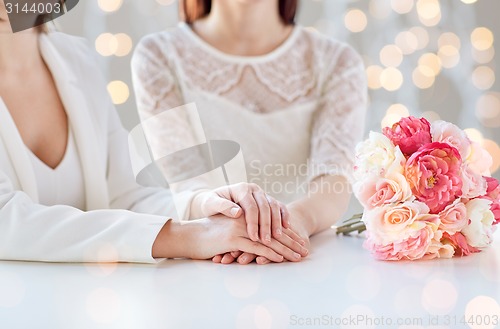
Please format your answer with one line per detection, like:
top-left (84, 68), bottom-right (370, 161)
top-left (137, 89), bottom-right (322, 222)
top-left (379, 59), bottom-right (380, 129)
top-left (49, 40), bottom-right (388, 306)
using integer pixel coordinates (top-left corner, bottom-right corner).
top-left (430, 120), bottom-right (471, 159)
top-left (482, 176), bottom-right (500, 225)
top-left (363, 222), bottom-right (438, 261)
top-left (462, 198), bottom-right (496, 248)
top-left (438, 200), bottom-right (468, 234)
top-left (383, 116), bottom-right (432, 155)
top-left (441, 232), bottom-right (480, 256)
top-left (405, 142), bottom-right (462, 214)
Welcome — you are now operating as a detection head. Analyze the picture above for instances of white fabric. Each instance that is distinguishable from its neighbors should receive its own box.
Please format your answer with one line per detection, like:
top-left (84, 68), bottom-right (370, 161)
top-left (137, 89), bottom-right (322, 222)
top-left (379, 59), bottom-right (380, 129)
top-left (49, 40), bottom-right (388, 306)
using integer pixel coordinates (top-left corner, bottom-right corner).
top-left (132, 23), bottom-right (368, 204)
top-left (0, 32), bottom-right (176, 263)
top-left (28, 127), bottom-right (86, 210)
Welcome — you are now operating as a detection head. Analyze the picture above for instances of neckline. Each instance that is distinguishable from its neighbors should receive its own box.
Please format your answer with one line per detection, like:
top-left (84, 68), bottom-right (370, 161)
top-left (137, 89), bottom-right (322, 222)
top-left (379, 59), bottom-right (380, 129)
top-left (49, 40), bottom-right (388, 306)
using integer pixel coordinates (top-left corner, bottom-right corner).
top-left (27, 126), bottom-right (73, 171)
top-left (178, 22), bottom-right (301, 64)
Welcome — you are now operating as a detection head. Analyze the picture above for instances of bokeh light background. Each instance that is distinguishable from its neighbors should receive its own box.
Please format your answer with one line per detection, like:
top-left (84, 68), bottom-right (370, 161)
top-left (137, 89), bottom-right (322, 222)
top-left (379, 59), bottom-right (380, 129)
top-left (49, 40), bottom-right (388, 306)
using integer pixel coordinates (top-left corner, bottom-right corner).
top-left (55, 0), bottom-right (500, 179)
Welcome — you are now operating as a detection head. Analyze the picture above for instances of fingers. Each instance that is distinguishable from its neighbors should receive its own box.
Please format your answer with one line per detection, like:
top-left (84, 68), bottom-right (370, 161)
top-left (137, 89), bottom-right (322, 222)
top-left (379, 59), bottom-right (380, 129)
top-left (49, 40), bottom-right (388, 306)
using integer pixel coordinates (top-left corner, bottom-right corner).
top-left (280, 204), bottom-right (291, 229)
top-left (267, 196), bottom-right (284, 240)
top-left (252, 190), bottom-right (272, 244)
top-left (234, 187), bottom-right (260, 242)
top-left (205, 193), bottom-right (242, 218)
top-left (237, 239), bottom-right (284, 263)
top-left (221, 253), bottom-right (237, 264)
top-left (212, 254), bottom-right (223, 263)
top-left (269, 233), bottom-right (309, 262)
top-left (284, 227), bottom-right (306, 246)
top-left (256, 256), bottom-right (271, 265)
top-left (237, 252), bottom-right (257, 265)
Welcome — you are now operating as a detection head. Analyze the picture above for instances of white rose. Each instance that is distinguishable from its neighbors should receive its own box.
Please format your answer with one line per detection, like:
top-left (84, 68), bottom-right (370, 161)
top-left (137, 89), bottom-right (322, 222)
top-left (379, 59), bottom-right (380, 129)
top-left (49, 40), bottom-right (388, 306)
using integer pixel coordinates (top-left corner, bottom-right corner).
top-left (353, 132), bottom-right (406, 182)
top-left (462, 198), bottom-right (496, 248)
top-left (431, 120), bottom-right (471, 159)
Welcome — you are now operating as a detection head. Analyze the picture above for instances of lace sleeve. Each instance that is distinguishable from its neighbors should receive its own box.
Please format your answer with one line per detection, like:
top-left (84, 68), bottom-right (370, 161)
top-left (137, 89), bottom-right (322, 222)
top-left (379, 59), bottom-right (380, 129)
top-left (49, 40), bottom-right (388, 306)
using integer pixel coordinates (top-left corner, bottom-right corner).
top-left (308, 44), bottom-right (368, 183)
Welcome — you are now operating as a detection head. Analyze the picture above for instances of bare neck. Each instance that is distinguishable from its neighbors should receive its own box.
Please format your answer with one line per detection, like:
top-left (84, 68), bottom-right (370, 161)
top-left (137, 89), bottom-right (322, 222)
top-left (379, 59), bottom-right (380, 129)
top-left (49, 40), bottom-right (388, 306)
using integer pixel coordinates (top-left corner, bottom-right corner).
top-left (192, 0), bottom-right (293, 56)
top-left (0, 31), bottom-right (41, 73)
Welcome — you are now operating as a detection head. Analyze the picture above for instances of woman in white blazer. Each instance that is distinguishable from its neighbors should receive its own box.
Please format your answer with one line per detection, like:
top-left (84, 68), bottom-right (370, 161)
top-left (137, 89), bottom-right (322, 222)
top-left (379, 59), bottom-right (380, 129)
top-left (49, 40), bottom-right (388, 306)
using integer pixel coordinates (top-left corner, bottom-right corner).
top-left (0, 4), bottom-right (306, 263)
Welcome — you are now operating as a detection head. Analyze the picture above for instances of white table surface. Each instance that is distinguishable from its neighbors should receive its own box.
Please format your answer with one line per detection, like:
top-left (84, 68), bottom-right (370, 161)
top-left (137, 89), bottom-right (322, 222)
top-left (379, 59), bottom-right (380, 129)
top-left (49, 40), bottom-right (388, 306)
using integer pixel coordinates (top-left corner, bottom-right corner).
top-left (1, 229), bottom-right (499, 329)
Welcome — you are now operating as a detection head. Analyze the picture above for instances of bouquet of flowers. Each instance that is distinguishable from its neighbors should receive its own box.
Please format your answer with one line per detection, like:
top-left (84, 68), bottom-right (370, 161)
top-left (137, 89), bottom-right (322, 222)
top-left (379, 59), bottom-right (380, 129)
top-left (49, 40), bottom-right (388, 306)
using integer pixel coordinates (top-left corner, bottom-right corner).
top-left (337, 116), bottom-right (500, 260)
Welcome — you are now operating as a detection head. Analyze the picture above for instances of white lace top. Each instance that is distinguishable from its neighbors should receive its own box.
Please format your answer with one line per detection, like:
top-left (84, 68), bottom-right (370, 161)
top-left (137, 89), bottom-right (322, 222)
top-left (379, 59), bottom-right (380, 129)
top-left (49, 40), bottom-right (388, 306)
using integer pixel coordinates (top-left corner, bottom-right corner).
top-left (132, 22), bottom-right (367, 203)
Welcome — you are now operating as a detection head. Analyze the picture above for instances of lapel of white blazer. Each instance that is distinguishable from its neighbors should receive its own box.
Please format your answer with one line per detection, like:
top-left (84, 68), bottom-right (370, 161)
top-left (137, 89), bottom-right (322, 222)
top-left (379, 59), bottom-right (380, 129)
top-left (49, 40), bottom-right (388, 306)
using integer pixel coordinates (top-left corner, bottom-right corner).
top-left (0, 98), bottom-right (39, 201)
top-left (39, 33), bottom-right (109, 209)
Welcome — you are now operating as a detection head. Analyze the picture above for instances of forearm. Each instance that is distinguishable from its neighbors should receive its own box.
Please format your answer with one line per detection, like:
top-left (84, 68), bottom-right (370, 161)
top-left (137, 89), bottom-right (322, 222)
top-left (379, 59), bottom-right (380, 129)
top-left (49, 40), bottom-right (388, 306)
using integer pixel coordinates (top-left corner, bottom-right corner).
top-left (288, 175), bottom-right (351, 236)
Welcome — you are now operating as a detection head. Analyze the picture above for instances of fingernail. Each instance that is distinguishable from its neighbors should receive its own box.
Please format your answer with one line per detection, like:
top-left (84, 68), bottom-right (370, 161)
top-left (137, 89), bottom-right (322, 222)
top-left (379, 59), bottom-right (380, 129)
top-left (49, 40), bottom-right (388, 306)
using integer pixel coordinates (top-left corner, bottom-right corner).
top-left (265, 234), bottom-right (271, 242)
top-left (300, 240), bottom-right (306, 246)
top-left (294, 253), bottom-right (301, 260)
top-left (275, 228), bottom-right (282, 236)
top-left (240, 256), bottom-right (247, 262)
top-left (302, 248), bottom-right (309, 255)
top-left (230, 207), bottom-right (240, 216)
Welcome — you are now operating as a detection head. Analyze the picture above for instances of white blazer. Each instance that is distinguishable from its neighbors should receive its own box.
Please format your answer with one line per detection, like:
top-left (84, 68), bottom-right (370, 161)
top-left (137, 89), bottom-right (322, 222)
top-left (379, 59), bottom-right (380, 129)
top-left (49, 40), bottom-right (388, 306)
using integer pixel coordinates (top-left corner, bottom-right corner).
top-left (0, 32), bottom-right (175, 263)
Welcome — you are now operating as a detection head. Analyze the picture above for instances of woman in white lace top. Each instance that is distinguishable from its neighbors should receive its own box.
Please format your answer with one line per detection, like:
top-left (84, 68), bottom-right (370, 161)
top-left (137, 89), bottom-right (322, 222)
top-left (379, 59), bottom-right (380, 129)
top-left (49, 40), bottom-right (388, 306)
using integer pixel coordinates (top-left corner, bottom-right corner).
top-left (132, 0), bottom-right (368, 264)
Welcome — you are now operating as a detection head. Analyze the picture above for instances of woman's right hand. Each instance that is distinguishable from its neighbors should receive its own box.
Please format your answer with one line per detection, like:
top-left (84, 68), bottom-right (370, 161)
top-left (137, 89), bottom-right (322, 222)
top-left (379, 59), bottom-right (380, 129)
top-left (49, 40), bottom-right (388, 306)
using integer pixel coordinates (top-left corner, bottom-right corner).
top-left (152, 214), bottom-right (306, 262)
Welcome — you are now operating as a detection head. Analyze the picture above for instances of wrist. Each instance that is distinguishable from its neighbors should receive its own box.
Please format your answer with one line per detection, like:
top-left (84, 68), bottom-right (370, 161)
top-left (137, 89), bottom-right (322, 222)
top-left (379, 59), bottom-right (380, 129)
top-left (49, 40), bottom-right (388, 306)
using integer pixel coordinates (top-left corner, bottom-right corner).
top-left (287, 203), bottom-right (316, 237)
top-left (152, 220), bottom-right (204, 259)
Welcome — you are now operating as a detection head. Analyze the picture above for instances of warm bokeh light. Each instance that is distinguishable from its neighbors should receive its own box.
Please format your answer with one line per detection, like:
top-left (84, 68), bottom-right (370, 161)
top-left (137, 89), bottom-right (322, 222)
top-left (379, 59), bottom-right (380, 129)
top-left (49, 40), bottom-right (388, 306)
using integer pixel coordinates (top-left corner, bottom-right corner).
top-left (97, 0), bottom-right (123, 12)
top-left (114, 33), bottom-right (133, 57)
top-left (380, 67), bottom-right (404, 91)
top-left (461, 0), bottom-right (478, 3)
top-left (379, 44), bottom-right (403, 67)
top-left (395, 31), bottom-right (419, 55)
top-left (472, 66), bottom-right (495, 90)
top-left (438, 45), bottom-right (461, 68)
top-left (416, 0), bottom-right (442, 27)
top-left (483, 139), bottom-right (500, 174)
top-left (369, 0), bottom-right (392, 19)
top-left (412, 65), bottom-right (435, 89)
top-left (390, 0), bottom-right (414, 14)
top-left (418, 53), bottom-right (442, 76)
top-left (476, 92), bottom-right (500, 127)
top-left (344, 9), bottom-right (368, 33)
top-left (471, 27), bottom-right (494, 51)
top-left (472, 47), bottom-right (495, 64)
top-left (421, 111), bottom-right (441, 122)
top-left (410, 26), bottom-right (430, 49)
top-left (95, 33), bottom-right (118, 57)
top-left (438, 32), bottom-right (461, 50)
top-left (107, 81), bottom-right (130, 105)
top-left (464, 128), bottom-right (484, 144)
top-left (366, 65), bottom-right (384, 90)
top-left (381, 104), bottom-right (410, 128)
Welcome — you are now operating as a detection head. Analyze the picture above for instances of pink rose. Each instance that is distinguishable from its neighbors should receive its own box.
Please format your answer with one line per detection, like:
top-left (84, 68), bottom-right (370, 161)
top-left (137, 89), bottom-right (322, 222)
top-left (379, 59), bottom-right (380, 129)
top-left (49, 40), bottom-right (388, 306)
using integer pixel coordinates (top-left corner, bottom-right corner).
top-left (441, 232), bottom-right (480, 256)
top-left (461, 165), bottom-right (487, 199)
top-left (430, 120), bottom-right (471, 159)
top-left (405, 142), bottom-right (462, 214)
top-left (383, 116), bottom-right (432, 155)
top-left (362, 201), bottom-right (438, 245)
top-left (363, 222), bottom-right (438, 261)
top-left (354, 173), bottom-right (413, 210)
top-left (482, 176), bottom-right (500, 225)
top-left (438, 200), bottom-right (468, 234)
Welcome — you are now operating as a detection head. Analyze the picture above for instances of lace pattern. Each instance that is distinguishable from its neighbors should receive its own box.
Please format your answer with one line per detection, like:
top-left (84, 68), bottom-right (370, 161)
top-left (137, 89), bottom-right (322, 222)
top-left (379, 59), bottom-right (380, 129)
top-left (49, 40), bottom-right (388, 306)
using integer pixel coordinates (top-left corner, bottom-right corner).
top-left (131, 23), bottom-right (368, 196)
